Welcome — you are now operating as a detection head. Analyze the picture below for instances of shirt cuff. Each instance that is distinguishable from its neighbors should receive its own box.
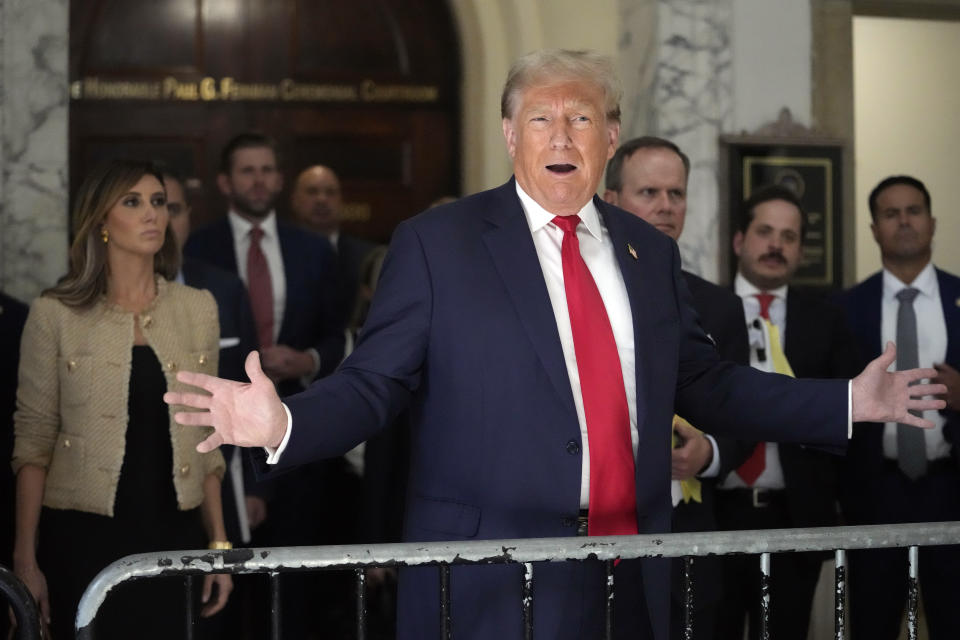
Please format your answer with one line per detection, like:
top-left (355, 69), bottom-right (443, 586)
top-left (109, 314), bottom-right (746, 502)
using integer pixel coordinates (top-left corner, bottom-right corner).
top-left (847, 379), bottom-right (853, 439)
top-left (699, 433), bottom-right (721, 478)
top-left (264, 403), bottom-right (294, 464)
top-left (299, 348), bottom-right (321, 388)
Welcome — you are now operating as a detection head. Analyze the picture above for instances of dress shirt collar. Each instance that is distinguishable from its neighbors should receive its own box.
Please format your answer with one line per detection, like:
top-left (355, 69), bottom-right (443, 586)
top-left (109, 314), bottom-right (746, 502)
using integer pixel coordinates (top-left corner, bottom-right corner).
top-left (515, 181), bottom-right (603, 242)
top-left (882, 260), bottom-right (936, 301)
top-left (734, 271), bottom-right (788, 302)
top-left (228, 209), bottom-right (279, 243)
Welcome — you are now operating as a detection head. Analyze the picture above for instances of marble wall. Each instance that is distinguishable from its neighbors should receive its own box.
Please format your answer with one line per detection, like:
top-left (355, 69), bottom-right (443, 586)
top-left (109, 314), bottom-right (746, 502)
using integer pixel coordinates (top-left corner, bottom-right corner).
top-left (0, 0), bottom-right (69, 303)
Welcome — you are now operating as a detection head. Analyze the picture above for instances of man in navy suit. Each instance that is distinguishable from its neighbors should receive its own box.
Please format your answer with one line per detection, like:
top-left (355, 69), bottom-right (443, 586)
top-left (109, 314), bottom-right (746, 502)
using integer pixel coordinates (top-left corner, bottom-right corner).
top-left (837, 175), bottom-right (960, 640)
top-left (603, 136), bottom-right (752, 640)
top-left (167, 51), bottom-right (944, 640)
top-left (183, 136), bottom-right (351, 636)
top-left (184, 133), bottom-right (344, 396)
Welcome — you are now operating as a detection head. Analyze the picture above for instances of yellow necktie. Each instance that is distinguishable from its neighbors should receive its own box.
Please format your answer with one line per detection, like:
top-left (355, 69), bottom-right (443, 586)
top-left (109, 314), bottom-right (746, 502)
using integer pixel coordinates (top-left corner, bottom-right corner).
top-left (672, 415), bottom-right (702, 504)
top-left (763, 319), bottom-right (795, 377)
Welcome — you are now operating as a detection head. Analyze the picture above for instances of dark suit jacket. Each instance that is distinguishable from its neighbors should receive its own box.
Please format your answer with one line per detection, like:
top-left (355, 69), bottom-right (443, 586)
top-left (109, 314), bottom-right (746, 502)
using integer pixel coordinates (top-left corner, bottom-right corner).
top-left (1, 292), bottom-right (29, 568)
top-left (181, 258), bottom-right (265, 542)
top-left (266, 180), bottom-right (849, 640)
top-left (836, 269), bottom-right (960, 522)
top-left (778, 288), bottom-right (859, 527)
top-left (334, 232), bottom-right (377, 325)
top-left (671, 272), bottom-right (752, 609)
top-left (184, 217), bottom-right (345, 396)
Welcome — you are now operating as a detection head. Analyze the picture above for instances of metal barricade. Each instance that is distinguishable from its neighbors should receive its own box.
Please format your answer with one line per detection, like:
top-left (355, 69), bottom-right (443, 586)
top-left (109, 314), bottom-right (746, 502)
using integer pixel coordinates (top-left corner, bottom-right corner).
top-left (0, 564), bottom-right (43, 640)
top-left (75, 521), bottom-right (960, 639)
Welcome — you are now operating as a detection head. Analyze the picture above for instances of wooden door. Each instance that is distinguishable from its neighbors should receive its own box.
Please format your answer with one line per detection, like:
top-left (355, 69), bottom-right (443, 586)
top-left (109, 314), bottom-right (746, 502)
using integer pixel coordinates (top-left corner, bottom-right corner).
top-left (70, 0), bottom-right (461, 242)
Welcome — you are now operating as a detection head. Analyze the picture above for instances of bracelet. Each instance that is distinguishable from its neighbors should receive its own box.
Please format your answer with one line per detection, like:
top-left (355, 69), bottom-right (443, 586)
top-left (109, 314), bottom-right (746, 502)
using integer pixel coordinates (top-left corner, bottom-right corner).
top-left (208, 540), bottom-right (233, 550)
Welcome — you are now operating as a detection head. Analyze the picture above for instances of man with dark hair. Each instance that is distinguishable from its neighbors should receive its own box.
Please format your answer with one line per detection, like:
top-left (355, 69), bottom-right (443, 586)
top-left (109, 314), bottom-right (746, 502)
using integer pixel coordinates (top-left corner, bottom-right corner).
top-left (167, 51), bottom-right (943, 640)
top-left (838, 175), bottom-right (960, 640)
top-left (185, 133), bottom-right (350, 637)
top-left (715, 184), bottom-right (858, 640)
top-left (604, 136), bottom-right (751, 640)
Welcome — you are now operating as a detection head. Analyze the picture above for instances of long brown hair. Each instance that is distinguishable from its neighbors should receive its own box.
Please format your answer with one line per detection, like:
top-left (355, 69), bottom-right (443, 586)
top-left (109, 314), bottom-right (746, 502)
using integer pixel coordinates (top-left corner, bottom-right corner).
top-left (44, 159), bottom-right (180, 308)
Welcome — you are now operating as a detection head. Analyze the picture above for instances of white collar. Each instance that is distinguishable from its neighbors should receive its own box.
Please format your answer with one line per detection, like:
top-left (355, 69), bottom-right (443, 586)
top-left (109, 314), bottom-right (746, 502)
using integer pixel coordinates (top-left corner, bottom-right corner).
top-left (515, 181), bottom-right (603, 241)
top-left (734, 271), bottom-right (789, 300)
top-left (228, 209), bottom-right (278, 241)
top-left (883, 261), bottom-right (937, 299)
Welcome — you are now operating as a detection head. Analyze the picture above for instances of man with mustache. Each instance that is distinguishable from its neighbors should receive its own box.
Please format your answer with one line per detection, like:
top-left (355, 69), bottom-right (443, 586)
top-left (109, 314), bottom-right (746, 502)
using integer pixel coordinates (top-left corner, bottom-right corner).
top-left (716, 184), bottom-right (858, 640)
top-left (837, 176), bottom-right (960, 640)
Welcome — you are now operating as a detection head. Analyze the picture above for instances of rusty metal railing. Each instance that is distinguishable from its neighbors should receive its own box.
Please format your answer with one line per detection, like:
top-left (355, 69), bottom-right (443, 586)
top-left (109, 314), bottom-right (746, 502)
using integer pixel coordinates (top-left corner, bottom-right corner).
top-left (0, 564), bottom-right (44, 640)
top-left (74, 521), bottom-right (960, 639)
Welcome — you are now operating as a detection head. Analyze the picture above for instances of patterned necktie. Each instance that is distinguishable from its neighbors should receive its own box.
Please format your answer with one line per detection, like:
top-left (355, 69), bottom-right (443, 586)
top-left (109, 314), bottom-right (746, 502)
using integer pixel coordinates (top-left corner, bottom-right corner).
top-left (736, 292), bottom-right (796, 485)
top-left (895, 287), bottom-right (926, 480)
top-left (247, 226), bottom-right (274, 348)
top-left (552, 215), bottom-right (637, 536)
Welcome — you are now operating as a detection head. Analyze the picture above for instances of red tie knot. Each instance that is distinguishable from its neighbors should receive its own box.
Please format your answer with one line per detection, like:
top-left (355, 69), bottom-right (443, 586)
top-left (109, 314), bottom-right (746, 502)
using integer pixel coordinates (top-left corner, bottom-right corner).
top-left (755, 292), bottom-right (774, 319)
top-left (250, 226), bottom-right (264, 243)
top-left (552, 214), bottom-right (582, 235)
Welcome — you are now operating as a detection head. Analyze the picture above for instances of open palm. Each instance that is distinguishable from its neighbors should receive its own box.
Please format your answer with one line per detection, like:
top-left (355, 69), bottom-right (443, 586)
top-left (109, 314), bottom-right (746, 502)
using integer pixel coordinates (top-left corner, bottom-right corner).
top-left (164, 351), bottom-right (288, 453)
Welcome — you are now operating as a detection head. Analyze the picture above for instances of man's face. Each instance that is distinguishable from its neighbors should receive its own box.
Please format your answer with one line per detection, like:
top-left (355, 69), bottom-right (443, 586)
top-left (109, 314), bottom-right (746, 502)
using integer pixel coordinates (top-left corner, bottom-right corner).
top-left (870, 183), bottom-right (935, 263)
top-left (291, 166), bottom-right (342, 235)
top-left (733, 199), bottom-right (804, 290)
top-left (502, 79), bottom-right (619, 216)
top-left (603, 147), bottom-right (687, 241)
top-left (217, 146), bottom-right (283, 220)
top-left (165, 176), bottom-right (191, 251)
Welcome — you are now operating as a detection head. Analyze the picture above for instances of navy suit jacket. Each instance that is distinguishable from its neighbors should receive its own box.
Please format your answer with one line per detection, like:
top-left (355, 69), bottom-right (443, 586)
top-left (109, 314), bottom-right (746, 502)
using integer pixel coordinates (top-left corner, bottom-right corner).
top-left (184, 217), bottom-right (345, 396)
top-left (269, 180), bottom-right (848, 640)
top-left (837, 268), bottom-right (960, 521)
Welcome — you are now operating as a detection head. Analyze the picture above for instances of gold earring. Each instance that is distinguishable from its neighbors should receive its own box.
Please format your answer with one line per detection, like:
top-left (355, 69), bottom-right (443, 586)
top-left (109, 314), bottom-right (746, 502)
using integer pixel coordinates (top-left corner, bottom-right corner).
top-left (101, 228), bottom-right (109, 243)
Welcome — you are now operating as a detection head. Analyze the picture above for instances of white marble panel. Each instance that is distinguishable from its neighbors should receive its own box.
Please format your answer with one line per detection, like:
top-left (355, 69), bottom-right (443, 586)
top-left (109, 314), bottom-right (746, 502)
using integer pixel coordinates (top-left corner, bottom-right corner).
top-left (653, 0), bottom-right (734, 283)
top-left (0, 0), bottom-right (69, 302)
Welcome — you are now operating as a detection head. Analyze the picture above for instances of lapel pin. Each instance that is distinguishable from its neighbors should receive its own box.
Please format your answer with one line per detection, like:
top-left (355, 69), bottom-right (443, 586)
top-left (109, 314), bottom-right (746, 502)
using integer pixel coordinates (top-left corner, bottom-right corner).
top-left (956, 297), bottom-right (960, 307)
top-left (627, 243), bottom-right (638, 260)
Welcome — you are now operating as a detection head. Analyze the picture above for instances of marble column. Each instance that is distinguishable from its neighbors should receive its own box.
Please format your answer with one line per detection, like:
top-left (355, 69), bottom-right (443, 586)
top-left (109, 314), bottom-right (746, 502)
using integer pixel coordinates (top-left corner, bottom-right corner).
top-left (0, 0), bottom-right (69, 303)
top-left (619, 0), bottom-right (734, 282)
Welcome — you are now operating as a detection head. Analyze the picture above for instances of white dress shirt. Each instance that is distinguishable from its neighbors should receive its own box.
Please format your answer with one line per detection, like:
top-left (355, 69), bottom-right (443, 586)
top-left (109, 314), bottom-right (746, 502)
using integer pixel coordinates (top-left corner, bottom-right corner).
top-left (880, 262), bottom-right (949, 461)
top-left (515, 183), bottom-right (638, 509)
top-left (229, 210), bottom-right (286, 344)
top-left (719, 273), bottom-right (789, 490)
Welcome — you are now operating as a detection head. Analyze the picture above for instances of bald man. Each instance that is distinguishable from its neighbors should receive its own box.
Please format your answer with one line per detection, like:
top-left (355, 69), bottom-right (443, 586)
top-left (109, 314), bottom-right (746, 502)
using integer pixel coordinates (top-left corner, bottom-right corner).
top-left (290, 165), bottom-right (377, 325)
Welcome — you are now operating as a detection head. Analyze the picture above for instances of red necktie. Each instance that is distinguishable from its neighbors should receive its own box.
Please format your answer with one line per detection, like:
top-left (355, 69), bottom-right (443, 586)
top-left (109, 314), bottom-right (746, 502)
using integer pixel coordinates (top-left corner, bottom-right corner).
top-left (247, 226), bottom-right (274, 348)
top-left (552, 215), bottom-right (637, 536)
top-left (735, 292), bottom-right (775, 485)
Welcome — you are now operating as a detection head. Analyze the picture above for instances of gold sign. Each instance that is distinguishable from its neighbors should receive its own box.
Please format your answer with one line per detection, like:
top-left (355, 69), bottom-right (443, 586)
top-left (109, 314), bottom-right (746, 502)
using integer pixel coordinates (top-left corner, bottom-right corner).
top-left (70, 76), bottom-right (440, 104)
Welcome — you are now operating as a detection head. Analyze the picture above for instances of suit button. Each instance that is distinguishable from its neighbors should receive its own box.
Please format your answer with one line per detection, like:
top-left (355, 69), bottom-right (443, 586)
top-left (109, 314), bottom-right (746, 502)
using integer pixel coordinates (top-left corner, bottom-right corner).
top-left (62, 439), bottom-right (71, 448)
top-left (179, 464), bottom-right (190, 476)
top-left (198, 354), bottom-right (207, 365)
top-left (566, 439), bottom-right (580, 455)
top-left (67, 360), bottom-right (77, 372)
top-left (166, 361), bottom-right (177, 372)
top-left (561, 516), bottom-right (576, 528)
top-left (141, 315), bottom-right (152, 328)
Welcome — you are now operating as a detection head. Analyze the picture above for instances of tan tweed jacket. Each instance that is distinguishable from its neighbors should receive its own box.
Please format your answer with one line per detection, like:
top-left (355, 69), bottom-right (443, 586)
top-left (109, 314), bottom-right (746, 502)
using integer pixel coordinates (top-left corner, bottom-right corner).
top-left (12, 277), bottom-right (225, 517)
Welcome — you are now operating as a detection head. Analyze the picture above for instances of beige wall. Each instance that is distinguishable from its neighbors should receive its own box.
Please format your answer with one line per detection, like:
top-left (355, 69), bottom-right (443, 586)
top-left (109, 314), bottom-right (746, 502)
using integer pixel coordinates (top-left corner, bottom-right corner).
top-left (449, 0), bottom-right (619, 195)
top-left (854, 16), bottom-right (960, 280)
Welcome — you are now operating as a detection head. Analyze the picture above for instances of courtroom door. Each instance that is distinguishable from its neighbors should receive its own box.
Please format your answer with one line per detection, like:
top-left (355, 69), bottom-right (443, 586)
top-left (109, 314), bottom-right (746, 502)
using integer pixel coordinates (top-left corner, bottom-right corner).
top-left (70, 0), bottom-right (461, 242)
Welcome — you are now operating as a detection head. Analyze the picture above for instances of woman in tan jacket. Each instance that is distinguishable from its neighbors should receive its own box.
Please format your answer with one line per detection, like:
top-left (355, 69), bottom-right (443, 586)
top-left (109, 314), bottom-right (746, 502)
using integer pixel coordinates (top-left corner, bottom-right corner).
top-left (11, 159), bottom-right (232, 638)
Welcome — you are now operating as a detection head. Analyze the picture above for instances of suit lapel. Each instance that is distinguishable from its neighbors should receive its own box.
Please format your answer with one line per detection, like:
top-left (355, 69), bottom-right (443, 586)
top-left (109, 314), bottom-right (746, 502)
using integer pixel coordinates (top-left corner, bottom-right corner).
top-left (481, 181), bottom-right (577, 419)
top-left (937, 269), bottom-right (960, 365)
top-left (598, 198), bottom-right (650, 441)
top-left (276, 223), bottom-right (297, 344)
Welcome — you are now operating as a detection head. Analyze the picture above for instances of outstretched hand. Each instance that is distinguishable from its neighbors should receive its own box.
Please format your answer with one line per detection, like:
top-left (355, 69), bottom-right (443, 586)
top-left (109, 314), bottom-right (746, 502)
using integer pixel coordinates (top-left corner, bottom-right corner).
top-left (851, 342), bottom-right (947, 427)
top-left (164, 351), bottom-right (288, 453)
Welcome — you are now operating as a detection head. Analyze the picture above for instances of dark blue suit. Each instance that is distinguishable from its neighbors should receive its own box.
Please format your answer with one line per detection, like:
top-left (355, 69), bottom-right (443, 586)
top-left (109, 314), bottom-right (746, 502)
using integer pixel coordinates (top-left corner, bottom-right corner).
top-left (184, 216), bottom-right (344, 394)
top-left (837, 268), bottom-right (960, 639)
top-left (270, 180), bottom-right (848, 640)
